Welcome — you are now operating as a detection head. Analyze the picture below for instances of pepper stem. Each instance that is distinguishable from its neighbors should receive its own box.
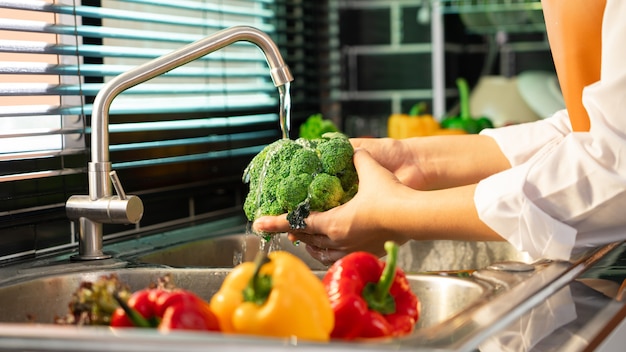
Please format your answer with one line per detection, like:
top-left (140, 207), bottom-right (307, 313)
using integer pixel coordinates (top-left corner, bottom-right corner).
top-left (408, 102), bottom-right (427, 117)
top-left (375, 241), bottom-right (398, 301)
top-left (112, 292), bottom-right (152, 328)
top-left (362, 241), bottom-right (398, 315)
top-left (242, 252), bottom-right (272, 306)
top-left (456, 77), bottom-right (471, 120)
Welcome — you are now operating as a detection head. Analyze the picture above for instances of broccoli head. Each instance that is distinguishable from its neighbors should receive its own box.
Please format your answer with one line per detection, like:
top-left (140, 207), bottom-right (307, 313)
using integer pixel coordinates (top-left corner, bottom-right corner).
top-left (242, 133), bottom-right (358, 233)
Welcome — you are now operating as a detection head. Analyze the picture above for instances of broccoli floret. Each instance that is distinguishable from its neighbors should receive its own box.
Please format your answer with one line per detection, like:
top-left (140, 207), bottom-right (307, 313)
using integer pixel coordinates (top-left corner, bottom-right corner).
top-left (276, 173), bottom-right (313, 212)
top-left (289, 148), bottom-right (322, 175)
top-left (308, 173), bottom-right (344, 211)
top-left (242, 132), bottom-right (359, 233)
top-left (316, 133), bottom-right (355, 176)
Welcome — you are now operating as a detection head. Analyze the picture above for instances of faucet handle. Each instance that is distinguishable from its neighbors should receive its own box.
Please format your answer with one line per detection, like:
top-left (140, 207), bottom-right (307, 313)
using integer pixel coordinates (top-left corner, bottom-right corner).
top-left (109, 170), bottom-right (127, 200)
top-left (66, 170), bottom-right (144, 224)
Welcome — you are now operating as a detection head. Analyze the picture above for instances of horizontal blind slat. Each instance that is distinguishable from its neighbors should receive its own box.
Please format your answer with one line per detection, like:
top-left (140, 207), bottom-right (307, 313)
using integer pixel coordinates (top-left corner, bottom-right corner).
top-left (0, 19), bottom-right (202, 43)
top-left (0, 105), bottom-right (64, 118)
top-left (0, 40), bottom-right (272, 61)
top-left (0, 127), bottom-right (82, 139)
top-left (0, 0), bottom-right (275, 25)
top-left (65, 5), bottom-right (275, 31)
top-left (0, 168), bottom-right (85, 183)
top-left (112, 145), bottom-right (265, 170)
top-left (81, 96), bottom-right (278, 116)
top-left (0, 0), bottom-right (52, 12)
top-left (109, 113), bottom-right (278, 133)
top-left (0, 96), bottom-right (279, 117)
top-left (118, 0), bottom-right (274, 16)
top-left (2, 97), bottom-right (280, 121)
top-left (0, 148), bottom-right (85, 162)
top-left (0, 82), bottom-right (277, 96)
top-left (0, 62), bottom-right (270, 77)
top-left (110, 130), bottom-right (277, 152)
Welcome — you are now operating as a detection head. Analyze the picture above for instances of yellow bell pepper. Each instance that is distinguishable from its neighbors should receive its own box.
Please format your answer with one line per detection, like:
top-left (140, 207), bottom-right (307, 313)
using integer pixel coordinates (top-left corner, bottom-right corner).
top-left (387, 102), bottom-right (465, 138)
top-left (209, 250), bottom-right (334, 342)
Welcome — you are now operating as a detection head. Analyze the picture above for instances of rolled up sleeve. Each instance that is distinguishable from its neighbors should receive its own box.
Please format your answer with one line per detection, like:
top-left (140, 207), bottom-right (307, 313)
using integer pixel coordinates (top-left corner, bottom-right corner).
top-left (474, 0), bottom-right (626, 260)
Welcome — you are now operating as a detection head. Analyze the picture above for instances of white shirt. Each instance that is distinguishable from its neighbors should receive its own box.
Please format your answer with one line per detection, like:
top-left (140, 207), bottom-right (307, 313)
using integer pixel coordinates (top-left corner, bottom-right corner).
top-left (475, 0), bottom-right (626, 261)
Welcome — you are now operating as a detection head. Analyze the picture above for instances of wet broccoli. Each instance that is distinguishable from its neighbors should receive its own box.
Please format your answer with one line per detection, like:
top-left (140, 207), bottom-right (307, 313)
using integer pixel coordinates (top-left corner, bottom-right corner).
top-left (243, 133), bottom-right (358, 233)
top-left (308, 173), bottom-right (344, 211)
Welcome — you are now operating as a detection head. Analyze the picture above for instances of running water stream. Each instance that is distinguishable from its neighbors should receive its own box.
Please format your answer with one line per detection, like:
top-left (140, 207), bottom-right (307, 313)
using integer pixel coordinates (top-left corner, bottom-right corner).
top-left (278, 82), bottom-right (291, 139)
top-left (240, 82), bottom-right (293, 262)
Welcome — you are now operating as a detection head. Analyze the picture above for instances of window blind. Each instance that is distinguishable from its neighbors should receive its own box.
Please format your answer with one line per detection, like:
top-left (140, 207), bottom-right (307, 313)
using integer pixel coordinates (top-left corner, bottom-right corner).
top-left (0, 0), bottom-right (335, 260)
top-left (0, 0), bottom-right (285, 210)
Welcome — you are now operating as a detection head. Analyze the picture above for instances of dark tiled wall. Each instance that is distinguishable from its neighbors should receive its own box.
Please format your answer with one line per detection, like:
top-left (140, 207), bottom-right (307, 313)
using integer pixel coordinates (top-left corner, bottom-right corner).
top-left (356, 53), bottom-right (433, 91)
top-left (0, 175), bottom-right (246, 264)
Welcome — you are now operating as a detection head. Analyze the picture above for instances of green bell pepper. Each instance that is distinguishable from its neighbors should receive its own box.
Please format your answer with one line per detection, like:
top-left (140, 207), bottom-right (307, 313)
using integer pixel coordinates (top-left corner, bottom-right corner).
top-left (441, 78), bottom-right (494, 134)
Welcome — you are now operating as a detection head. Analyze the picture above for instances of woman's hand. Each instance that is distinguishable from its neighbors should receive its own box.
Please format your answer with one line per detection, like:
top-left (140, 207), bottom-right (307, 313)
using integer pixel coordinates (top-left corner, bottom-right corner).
top-left (253, 148), bottom-right (411, 264)
top-left (350, 138), bottom-right (430, 189)
top-left (351, 135), bottom-right (511, 190)
top-left (252, 135), bottom-right (509, 265)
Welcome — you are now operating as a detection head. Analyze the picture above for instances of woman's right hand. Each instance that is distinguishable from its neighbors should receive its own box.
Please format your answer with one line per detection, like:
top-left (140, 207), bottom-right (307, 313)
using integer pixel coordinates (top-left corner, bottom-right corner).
top-left (350, 138), bottom-right (430, 190)
top-left (352, 135), bottom-right (511, 190)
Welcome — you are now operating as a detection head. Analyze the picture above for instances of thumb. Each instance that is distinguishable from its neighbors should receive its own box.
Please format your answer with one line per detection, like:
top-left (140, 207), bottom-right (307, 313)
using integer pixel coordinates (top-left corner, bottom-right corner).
top-left (352, 147), bottom-right (399, 185)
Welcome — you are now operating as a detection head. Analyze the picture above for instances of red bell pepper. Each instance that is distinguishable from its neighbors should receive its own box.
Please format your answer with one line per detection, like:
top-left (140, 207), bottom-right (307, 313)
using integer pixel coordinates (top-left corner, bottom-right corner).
top-left (110, 288), bottom-right (220, 332)
top-left (322, 241), bottom-right (420, 340)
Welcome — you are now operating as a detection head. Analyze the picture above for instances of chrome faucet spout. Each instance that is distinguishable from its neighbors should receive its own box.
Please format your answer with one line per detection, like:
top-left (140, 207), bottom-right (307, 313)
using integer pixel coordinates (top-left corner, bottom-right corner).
top-left (66, 26), bottom-right (293, 260)
top-left (91, 25), bottom-right (293, 167)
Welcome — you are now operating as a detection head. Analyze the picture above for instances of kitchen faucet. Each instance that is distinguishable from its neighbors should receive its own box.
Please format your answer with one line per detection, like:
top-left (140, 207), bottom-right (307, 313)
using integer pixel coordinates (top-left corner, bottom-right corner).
top-left (66, 26), bottom-right (294, 260)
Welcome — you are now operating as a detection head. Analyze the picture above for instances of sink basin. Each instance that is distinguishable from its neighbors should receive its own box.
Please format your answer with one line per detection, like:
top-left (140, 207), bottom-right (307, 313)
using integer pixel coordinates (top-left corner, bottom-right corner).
top-left (0, 267), bottom-right (489, 331)
top-left (0, 215), bottom-right (610, 351)
top-left (132, 230), bottom-right (532, 273)
top-left (135, 233), bottom-right (327, 270)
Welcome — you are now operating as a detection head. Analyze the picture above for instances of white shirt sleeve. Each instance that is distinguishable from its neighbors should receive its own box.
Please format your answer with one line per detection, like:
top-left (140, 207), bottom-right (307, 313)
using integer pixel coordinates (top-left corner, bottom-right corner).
top-left (474, 0), bottom-right (626, 261)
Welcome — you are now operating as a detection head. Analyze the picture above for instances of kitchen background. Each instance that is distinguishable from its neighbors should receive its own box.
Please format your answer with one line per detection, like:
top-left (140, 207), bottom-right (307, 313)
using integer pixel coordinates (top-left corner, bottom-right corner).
top-left (0, 0), bottom-right (557, 263)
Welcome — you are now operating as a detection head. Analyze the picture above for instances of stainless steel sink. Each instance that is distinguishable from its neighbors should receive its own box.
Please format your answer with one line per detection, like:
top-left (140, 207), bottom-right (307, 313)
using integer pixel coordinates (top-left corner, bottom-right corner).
top-left (0, 256), bottom-right (596, 352)
top-left (0, 267), bottom-right (489, 331)
top-left (132, 230), bottom-right (532, 273)
top-left (1, 216), bottom-right (615, 352)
